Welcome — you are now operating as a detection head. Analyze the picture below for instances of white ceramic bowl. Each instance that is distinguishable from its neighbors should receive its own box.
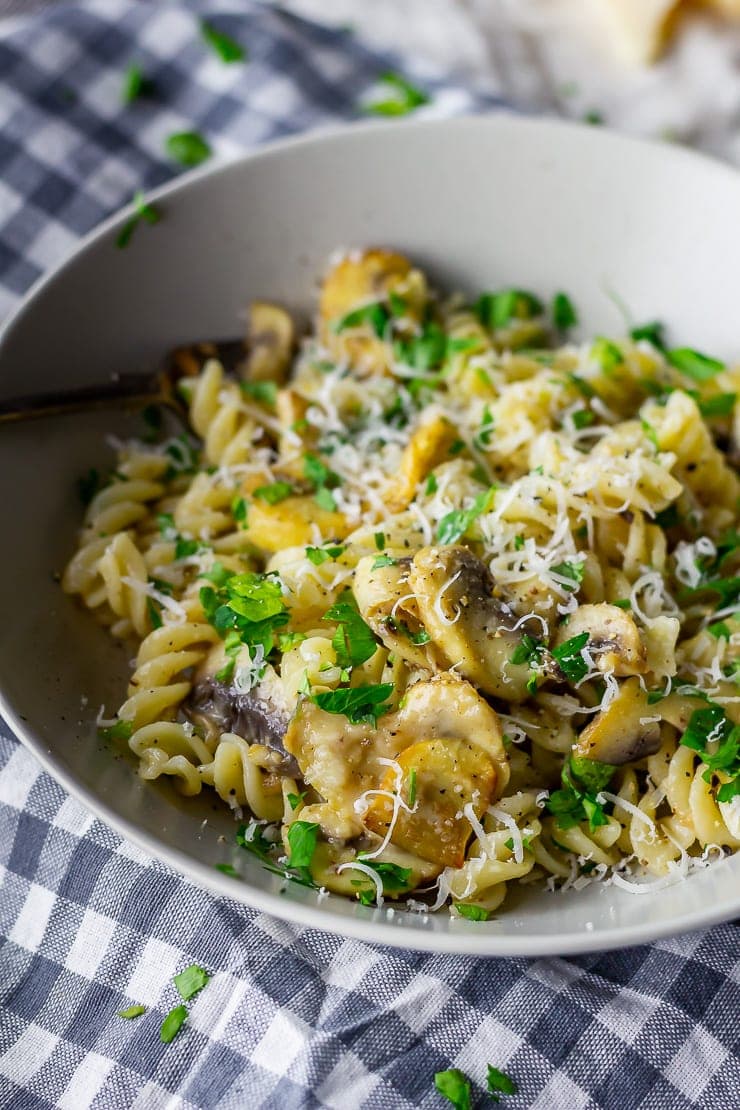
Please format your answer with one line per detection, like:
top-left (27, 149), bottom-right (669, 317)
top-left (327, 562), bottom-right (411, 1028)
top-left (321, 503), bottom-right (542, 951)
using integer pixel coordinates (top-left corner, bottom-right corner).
top-left (1, 116), bottom-right (739, 956)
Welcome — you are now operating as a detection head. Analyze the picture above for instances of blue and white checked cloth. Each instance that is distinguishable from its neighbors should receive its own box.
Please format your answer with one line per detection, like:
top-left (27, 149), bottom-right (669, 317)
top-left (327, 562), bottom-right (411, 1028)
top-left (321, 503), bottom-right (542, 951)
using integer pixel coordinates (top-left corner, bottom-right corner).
top-left (1, 3), bottom-right (739, 1107)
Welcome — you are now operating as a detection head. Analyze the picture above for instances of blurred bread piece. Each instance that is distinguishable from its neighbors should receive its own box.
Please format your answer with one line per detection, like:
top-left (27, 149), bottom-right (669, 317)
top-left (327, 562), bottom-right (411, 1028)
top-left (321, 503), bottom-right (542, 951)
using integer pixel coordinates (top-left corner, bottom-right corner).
top-left (600, 0), bottom-right (740, 64)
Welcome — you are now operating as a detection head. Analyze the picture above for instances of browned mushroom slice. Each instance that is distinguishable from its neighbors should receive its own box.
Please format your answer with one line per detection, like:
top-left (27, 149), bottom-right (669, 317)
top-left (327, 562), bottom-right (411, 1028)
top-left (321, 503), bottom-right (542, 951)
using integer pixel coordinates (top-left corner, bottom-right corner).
top-left (319, 249), bottom-right (426, 376)
top-left (363, 737), bottom-right (497, 868)
top-left (554, 603), bottom-right (647, 676)
top-left (244, 302), bottom-right (295, 384)
top-left (353, 555), bottom-right (446, 671)
top-left (573, 676), bottom-right (661, 765)
top-left (409, 545), bottom-right (533, 701)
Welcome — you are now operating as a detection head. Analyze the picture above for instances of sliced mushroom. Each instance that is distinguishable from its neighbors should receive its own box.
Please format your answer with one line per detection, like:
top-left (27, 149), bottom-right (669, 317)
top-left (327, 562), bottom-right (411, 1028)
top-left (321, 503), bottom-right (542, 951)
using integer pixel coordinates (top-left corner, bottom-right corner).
top-left (555, 603), bottom-right (646, 677)
top-left (283, 673), bottom-right (508, 844)
top-left (363, 737), bottom-right (497, 868)
top-left (409, 545), bottom-right (534, 701)
top-left (319, 248), bottom-right (426, 376)
top-left (574, 676), bottom-right (661, 764)
top-left (386, 413), bottom-right (457, 513)
top-left (353, 555), bottom-right (446, 671)
top-left (244, 301), bottom-right (295, 384)
top-left (187, 666), bottom-right (298, 774)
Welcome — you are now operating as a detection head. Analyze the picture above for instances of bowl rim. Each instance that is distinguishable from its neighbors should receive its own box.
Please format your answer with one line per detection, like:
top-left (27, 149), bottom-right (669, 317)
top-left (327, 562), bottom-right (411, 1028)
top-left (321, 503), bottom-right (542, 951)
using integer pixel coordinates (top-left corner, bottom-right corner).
top-left (2, 112), bottom-right (740, 956)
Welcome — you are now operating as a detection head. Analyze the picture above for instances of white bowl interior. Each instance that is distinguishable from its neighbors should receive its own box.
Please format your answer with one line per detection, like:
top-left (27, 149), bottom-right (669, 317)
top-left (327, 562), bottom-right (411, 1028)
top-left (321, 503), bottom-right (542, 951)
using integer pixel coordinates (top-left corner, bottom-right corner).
top-left (1, 116), bottom-right (739, 955)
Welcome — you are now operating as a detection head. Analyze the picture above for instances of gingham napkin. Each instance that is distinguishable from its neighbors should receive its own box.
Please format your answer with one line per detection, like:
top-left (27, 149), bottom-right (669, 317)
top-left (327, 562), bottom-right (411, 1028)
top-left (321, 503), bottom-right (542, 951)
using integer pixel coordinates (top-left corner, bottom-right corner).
top-left (1, 3), bottom-right (739, 1108)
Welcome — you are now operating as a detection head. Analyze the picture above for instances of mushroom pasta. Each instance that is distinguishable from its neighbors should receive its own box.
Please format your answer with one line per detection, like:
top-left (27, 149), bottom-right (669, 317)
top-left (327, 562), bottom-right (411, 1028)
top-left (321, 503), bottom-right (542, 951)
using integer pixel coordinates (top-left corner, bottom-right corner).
top-left (63, 249), bottom-right (740, 916)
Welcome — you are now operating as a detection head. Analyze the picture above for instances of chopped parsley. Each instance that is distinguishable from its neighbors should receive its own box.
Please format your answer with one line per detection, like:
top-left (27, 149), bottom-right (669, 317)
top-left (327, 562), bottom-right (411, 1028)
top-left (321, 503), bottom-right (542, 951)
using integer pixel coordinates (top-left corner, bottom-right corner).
top-left (552, 632), bottom-right (590, 683)
top-left (641, 419), bottom-right (660, 451)
top-left (437, 487), bottom-right (496, 545)
top-left (98, 719), bottom-right (133, 742)
top-left (374, 531), bottom-right (386, 550)
top-left (455, 904), bottom-right (490, 921)
top-left (286, 820), bottom-right (319, 883)
top-left (117, 1004), bottom-right (146, 1019)
top-left (122, 63), bottom-right (152, 104)
top-left (147, 598), bottom-right (163, 630)
top-left (680, 705), bottom-right (740, 802)
top-left (323, 591), bottom-right (378, 669)
top-left (254, 480), bottom-right (293, 505)
top-left (487, 1066), bottom-right (517, 1101)
top-left (475, 289), bottom-right (543, 330)
top-left (305, 544), bottom-right (345, 566)
top-left (303, 451), bottom-right (341, 512)
top-left (667, 347), bottom-right (724, 382)
top-left (407, 767), bottom-right (417, 807)
top-left (365, 71), bottom-right (430, 116)
top-left (287, 791), bottom-right (306, 811)
top-left (630, 321), bottom-right (665, 349)
top-left (174, 965), bottom-right (210, 1002)
top-left (613, 598), bottom-right (631, 610)
top-left (698, 392), bottom-right (736, 418)
top-left (546, 756), bottom-right (614, 831)
top-left (200, 19), bottom-right (246, 63)
top-left (425, 473), bottom-right (438, 495)
top-left (315, 487), bottom-right (338, 512)
top-left (591, 337), bottom-right (623, 372)
top-left (160, 1005), bottom-right (188, 1043)
top-left (434, 1068), bottom-right (473, 1110)
top-left (550, 560), bottom-right (585, 592)
top-left (357, 858), bottom-right (412, 894)
top-left (200, 570), bottom-right (289, 657)
top-left (240, 380), bottom-right (278, 407)
top-left (310, 683), bottom-right (395, 726)
top-left (231, 495), bottom-right (248, 528)
top-left (552, 291), bottom-right (578, 330)
top-left (116, 190), bottom-right (161, 249)
top-left (510, 634), bottom-right (544, 667)
top-left (372, 555), bottom-right (397, 569)
top-left (333, 301), bottom-right (388, 337)
top-left (571, 409), bottom-right (594, 430)
top-left (166, 131), bottom-right (211, 167)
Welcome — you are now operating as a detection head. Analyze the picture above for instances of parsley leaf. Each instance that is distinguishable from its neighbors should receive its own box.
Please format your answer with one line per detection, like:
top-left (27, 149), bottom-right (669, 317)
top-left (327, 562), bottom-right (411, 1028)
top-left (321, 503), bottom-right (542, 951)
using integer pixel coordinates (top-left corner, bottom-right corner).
top-left (357, 857), bottom-right (412, 894)
top-left (116, 190), bottom-right (161, 249)
top-left (372, 555), bottom-right (396, 569)
top-left (591, 337), bottom-right (623, 372)
top-left (699, 392), bottom-right (736, 418)
top-left (434, 1068), bottom-right (473, 1110)
top-left (254, 480), bottom-right (293, 505)
top-left (455, 904), bottom-right (490, 921)
top-left (98, 719), bottom-right (133, 742)
top-left (166, 131), bottom-right (212, 167)
top-left (552, 292), bottom-right (578, 330)
top-left (122, 63), bottom-right (152, 104)
top-left (475, 289), bottom-right (543, 330)
top-left (365, 71), bottom-right (430, 116)
top-left (680, 705), bottom-right (740, 800)
top-left (437, 487), bottom-right (496, 544)
top-left (667, 347), bottom-right (724, 381)
top-left (160, 1004), bottom-right (188, 1043)
top-left (551, 561), bottom-right (585, 592)
top-left (311, 683), bottom-right (394, 726)
top-left (630, 321), bottom-right (666, 350)
top-left (231, 496), bottom-right (248, 527)
top-left (174, 964), bottom-right (210, 1002)
top-left (323, 592), bottom-right (378, 669)
top-left (200, 570), bottom-right (289, 657)
top-left (117, 1004), bottom-right (146, 1019)
top-left (286, 820), bottom-right (319, 882)
top-left (200, 19), bottom-right (246, 63)
top-left (487, 1066), bottom-right (517, 1101)
top-left (305, 544), bottom-right (345, 566)
top-left (332, 301), bottom-right (389, 337)
top-left (240, 380), bottom-right (278, 407)
top-left (510, 634), bottom-right (543, 667)
top-left (547, 758), bottom-right (613, 832)
top-left (571, 409), bottom-right (594, 430)
top-left (552, 632), bottom-right (590, 683)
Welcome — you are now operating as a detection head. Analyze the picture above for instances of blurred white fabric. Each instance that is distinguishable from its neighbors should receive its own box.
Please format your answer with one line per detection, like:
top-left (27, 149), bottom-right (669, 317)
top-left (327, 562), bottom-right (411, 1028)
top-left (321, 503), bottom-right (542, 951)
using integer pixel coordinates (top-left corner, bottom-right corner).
top-left (282, 0), bottom-right (740, 164)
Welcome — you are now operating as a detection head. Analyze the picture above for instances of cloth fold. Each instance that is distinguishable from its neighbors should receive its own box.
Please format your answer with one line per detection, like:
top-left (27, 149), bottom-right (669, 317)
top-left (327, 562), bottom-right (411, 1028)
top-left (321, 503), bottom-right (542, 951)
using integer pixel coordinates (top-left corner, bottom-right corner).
top-left (0, 3), bottom-right (738, 1108)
